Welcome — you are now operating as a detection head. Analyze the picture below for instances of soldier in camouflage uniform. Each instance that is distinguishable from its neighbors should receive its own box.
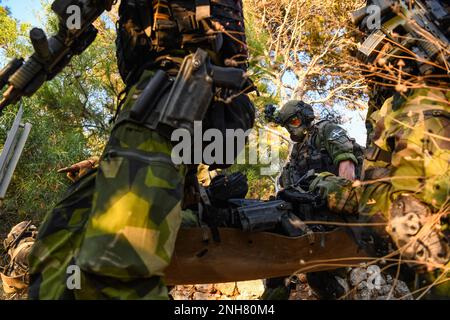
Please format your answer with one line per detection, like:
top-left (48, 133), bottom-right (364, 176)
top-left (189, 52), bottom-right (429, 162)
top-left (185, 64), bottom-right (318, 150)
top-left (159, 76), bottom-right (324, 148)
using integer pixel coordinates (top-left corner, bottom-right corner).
top-left (264, 100), bottom-right (364, 300)
top-left (308, 0), bottom-right (450, 298)
top-left (277, 100), bottom-right (363, 187)
top-left (28, 0), bottom-right (255, 300)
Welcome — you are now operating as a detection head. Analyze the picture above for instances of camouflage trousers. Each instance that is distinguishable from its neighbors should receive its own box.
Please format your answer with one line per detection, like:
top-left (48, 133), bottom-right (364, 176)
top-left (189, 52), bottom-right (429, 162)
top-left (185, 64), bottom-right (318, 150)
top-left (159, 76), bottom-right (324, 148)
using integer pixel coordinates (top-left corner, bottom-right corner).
top-left (28, 122), bottom-right (186, 299)
top-left (308, 89), bottom-right (450, 298)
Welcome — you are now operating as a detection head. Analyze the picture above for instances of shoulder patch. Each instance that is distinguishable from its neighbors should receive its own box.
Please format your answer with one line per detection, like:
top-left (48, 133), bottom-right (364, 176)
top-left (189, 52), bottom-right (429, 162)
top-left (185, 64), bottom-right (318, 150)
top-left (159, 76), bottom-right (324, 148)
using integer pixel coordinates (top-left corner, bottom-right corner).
top-left (328, 128), bottom-right (346, 141)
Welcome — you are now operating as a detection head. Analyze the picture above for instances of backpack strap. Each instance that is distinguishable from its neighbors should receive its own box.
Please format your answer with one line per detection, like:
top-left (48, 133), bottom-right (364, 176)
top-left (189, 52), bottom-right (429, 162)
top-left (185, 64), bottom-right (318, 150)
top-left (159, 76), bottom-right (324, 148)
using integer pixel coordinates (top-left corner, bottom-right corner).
top-left (314, 120), bottom-right (331, 151)
top-left (195, 0), bottom-right (211, 20)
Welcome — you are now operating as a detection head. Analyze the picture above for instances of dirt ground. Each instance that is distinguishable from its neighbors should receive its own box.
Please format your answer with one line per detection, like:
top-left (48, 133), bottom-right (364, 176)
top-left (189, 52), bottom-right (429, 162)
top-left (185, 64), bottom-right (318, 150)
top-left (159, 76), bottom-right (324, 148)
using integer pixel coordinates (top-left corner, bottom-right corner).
top-left (169, 276), bottom-right (318, 300)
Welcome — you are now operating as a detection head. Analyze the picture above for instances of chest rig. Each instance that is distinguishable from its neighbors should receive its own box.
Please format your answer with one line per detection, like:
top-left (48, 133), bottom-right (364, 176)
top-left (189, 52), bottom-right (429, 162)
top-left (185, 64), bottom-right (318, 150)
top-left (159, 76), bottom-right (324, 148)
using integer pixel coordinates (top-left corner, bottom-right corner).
top-left (282, 123), bottom-right (338, 187)
top-left (116, 0), bottom-right (248, 85)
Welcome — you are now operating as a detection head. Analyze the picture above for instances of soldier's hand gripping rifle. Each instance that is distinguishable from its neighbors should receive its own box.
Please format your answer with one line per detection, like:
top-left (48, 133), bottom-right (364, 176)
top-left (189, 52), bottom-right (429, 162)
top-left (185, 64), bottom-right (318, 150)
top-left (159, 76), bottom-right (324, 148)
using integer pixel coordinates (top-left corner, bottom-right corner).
top-left (0, 0), bottom-right (115, 113)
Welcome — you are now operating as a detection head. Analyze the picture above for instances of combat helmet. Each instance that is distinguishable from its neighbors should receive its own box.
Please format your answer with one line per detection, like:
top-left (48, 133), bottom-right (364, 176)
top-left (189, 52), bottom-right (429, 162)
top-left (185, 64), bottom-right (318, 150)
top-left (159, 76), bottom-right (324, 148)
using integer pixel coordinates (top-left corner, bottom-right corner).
top-left (350, 0), bottom-right (450, 90)
top-left (277, 100), bottom-right (316, 142)
top-left (1, 221), bottom-right (38, 295)
top-left (278, 100), bottom-right (315, 127)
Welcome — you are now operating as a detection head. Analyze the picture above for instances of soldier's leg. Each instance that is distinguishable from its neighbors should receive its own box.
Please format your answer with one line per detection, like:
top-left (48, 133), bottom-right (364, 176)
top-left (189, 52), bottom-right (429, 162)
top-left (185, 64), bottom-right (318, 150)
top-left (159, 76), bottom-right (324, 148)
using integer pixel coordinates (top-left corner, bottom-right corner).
top-left (305, 270), bottom-right (348, 300)
top-left (28, 169), bottom-right (97, 300)
top-left (73, 122), bottom-right (185, 299)
top-left (28, 153), bottom-right (193, 300)
top-left (262, 277), bottom-right (290, 300)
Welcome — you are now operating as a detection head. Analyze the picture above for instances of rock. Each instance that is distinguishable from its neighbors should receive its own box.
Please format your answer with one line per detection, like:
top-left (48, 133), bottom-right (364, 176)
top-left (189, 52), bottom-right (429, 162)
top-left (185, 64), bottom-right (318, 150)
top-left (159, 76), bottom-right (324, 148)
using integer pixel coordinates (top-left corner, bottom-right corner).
top-left (367, 265), bottom-right (381, 276)
top-left (293, 273), bottom-right (307, 283)
top-left (235, 294), bottom-right (259, 300)
top-left (366, 265), bottom-right (386, 289)
top-left (170, 285), bottom-right (196, 300)
top-left (394, 281), bottom-right (413, 300)
top-left (356, 280), bottom-right (368, 290)
top-left (385, 274), bottom-right (393, 284)
top-left (174, 285), bottom-right (195, 293)
top-left (380, 284), bottom-right (393, 296)
top-left (215, 282), bottom-right (237, 296)
top-left (376, 295), bottom-right (392, 300)
top-left (170, 290), bottom-right (192, 300)
top-left (355, 288), bottom-right (372, 300)
top-left (193, 292), bottom-right (215, 300)
top-left (288, 283), bottom-right (318, 300)
top-left (236, 280), bottom-right (265, 298)
top-left (350, 267), bottom-right (367, 286)
top-left (335, 276), bottom-right (350, 295)
top-left (195, 284), bottom-right (214, 293)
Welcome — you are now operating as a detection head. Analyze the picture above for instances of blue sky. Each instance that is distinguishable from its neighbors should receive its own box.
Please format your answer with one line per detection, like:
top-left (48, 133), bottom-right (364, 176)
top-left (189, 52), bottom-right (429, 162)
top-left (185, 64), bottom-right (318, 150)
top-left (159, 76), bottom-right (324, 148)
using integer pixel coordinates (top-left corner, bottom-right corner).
top-left (2, 0), bottom-right (46, 27)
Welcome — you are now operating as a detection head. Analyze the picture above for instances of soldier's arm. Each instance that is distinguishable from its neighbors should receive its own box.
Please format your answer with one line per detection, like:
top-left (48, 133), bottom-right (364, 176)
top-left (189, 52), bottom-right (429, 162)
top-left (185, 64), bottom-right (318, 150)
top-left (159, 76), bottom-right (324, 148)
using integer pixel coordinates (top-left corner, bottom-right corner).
top-left (321, 122), bottom-right (358, 179)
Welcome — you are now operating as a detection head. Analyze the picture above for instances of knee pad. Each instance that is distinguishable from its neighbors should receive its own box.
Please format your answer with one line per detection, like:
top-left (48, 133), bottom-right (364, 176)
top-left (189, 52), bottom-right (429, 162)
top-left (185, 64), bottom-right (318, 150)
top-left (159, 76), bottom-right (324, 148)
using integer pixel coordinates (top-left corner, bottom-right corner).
top-left (387, 194), bottom-right (449, 269)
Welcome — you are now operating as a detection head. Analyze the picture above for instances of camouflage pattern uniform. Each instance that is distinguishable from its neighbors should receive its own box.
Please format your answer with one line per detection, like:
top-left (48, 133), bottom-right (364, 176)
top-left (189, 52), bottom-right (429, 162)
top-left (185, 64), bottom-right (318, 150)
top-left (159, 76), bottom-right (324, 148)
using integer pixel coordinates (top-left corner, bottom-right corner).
top-left (279, 119), bottom-right (361, 188)
top-left (309, 89), bottom-right (450, 298)
top-left (307, 0), bottom-right (450, 298)
top-left (28, 0), bottom-right (254, 300)
top-left (29, 120), bottom-right (184, 299)
top-left (310, 89), bottom-right (450, 243)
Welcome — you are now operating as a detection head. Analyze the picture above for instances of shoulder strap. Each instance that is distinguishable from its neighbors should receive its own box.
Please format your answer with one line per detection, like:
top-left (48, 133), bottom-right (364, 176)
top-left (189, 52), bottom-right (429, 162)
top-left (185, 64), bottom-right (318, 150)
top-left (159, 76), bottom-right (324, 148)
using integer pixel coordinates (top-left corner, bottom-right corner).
top-left (291, 142), bottom-right (302, 160)
top-left (314, 121), bottom-right (330, 150)
top-left (195, 0), bottom-right (211, 20)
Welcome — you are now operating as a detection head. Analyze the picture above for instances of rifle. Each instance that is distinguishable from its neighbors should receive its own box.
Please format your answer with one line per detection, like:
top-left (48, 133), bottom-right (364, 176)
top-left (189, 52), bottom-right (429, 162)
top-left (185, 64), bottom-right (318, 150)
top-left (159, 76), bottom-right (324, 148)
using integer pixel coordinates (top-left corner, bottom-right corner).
top-left (0, 0), bottom-right (115, 113)
top-left (263, 104), bottom-right (282, 125)
top-left (201, 172), bottom-right (334, 239)
top-left (351, 0), bottom-right (450, 71)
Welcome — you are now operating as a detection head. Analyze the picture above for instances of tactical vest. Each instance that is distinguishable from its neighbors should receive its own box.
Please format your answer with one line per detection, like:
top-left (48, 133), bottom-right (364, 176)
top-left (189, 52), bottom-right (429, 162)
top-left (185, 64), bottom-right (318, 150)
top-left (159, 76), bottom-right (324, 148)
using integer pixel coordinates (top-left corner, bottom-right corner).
top-left (281, 122), bottom-right (338, 187)
top-left (116, 0), bottom-right (248, 85)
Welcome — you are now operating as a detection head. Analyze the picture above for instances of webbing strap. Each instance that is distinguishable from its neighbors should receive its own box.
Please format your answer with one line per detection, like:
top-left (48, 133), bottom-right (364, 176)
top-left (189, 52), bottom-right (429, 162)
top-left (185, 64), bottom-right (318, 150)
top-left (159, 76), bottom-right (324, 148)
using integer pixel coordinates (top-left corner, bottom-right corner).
top-left (195, 0), bottom-right (211, 21)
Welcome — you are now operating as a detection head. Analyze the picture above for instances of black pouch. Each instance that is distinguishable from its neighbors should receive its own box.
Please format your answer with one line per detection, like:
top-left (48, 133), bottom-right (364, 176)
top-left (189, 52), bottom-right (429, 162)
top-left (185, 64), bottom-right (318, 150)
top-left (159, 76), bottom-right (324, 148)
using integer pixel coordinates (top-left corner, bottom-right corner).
top-left (206, 172), bottom-right (249, 207)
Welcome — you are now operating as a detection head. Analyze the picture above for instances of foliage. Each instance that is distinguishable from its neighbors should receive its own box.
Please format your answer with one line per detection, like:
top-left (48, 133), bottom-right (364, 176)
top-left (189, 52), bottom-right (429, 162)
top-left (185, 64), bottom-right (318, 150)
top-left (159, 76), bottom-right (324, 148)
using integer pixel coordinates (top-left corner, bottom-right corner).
top-left (0, 3), bottom-right (122, 221)
top-left (243, 0), bottom-right (367, 110)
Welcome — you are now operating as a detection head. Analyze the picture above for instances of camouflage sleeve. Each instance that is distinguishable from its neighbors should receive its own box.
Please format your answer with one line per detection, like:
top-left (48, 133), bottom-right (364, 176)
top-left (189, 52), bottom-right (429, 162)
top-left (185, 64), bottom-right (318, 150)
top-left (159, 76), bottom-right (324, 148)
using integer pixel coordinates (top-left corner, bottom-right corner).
top-left (320, 122), bottom-right (358, 166)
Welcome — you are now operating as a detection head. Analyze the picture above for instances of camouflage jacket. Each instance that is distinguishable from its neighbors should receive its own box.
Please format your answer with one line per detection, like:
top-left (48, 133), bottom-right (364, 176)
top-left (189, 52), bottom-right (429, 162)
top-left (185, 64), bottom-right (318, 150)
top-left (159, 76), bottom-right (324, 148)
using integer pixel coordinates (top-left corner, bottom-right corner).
top-left (362, 88), bottom-right (450, 212)
top-left (280, 120), bottom-right (361, 188)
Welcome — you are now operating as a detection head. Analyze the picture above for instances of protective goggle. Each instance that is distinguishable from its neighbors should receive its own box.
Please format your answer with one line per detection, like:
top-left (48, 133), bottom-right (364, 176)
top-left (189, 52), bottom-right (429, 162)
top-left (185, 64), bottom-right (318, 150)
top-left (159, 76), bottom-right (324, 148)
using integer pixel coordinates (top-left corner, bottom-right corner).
top-left (286, 116), bottom-right (302, 128)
